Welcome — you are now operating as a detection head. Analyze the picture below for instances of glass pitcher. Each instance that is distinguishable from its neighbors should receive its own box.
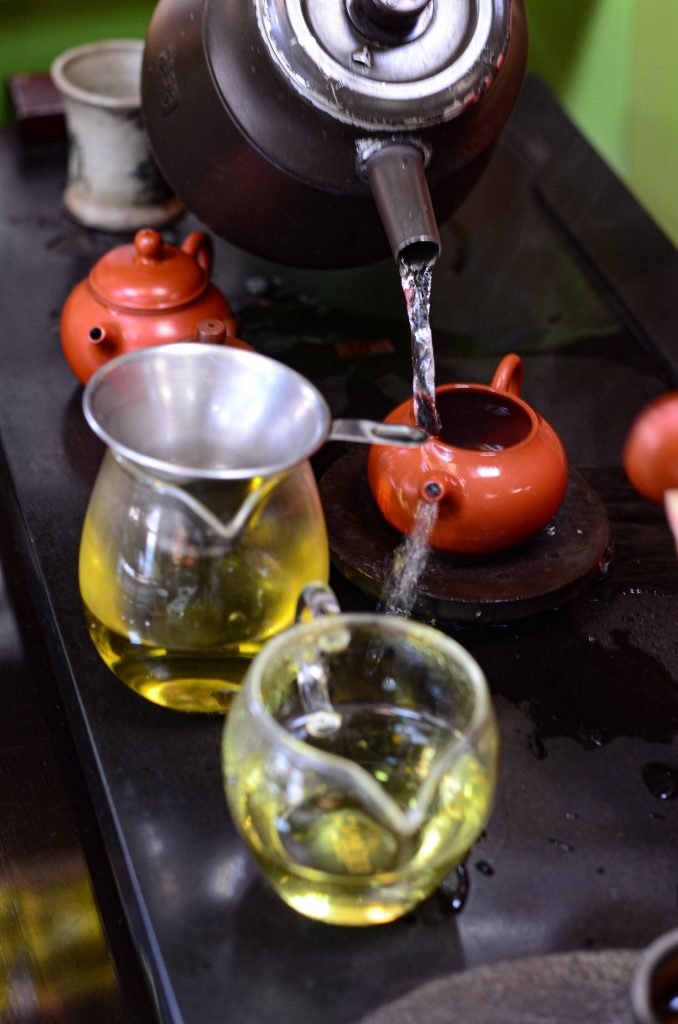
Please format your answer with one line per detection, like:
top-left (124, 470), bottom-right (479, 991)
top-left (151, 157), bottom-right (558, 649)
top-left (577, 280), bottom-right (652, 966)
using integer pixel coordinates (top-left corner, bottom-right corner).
top-left (222, 584), bottom-right (499, 925)
top-left (80, 343), bottom-right (425, 714)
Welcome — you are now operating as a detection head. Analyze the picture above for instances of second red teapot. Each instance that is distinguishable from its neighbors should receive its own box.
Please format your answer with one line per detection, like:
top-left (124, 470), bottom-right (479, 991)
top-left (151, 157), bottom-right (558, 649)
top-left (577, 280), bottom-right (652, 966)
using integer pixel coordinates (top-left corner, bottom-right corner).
top-left (60, 228), bottom-right (243, 383)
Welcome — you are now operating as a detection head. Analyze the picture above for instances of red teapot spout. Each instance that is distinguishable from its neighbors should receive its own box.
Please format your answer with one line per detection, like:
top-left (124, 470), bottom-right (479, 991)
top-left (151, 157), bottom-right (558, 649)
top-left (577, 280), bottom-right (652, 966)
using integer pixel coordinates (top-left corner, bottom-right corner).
top-left (87, 323), bottom-right (122, 349)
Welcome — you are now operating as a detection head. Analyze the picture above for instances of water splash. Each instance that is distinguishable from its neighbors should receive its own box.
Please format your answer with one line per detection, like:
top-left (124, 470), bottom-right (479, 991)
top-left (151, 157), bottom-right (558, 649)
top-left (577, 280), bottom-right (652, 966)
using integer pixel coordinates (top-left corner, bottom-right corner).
top-left (399, 253), bottom-right (441, 436)
top-left (379, 500), bottom-right (439, 618)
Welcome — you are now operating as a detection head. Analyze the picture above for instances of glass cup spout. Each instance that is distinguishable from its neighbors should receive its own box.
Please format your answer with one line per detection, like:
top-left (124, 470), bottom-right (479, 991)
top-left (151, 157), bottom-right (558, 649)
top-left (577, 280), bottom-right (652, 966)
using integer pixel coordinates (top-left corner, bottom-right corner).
top-left (291, 582), bottom-right (482, 836)
top-left (112, 452), bottom-right (283, 547)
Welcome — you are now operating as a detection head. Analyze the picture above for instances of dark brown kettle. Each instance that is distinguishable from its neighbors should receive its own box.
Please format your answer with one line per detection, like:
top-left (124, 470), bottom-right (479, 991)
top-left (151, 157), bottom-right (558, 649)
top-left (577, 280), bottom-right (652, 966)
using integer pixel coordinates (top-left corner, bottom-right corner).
top-left (141, 0), bottom-right (528, 268)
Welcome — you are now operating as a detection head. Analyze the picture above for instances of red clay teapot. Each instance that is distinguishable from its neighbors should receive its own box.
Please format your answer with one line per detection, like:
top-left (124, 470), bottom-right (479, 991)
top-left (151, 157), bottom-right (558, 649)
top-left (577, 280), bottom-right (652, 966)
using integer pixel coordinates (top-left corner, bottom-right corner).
top-left (623, 392), bottom-right (678, 504)
top-left (60, 227), bottom-right (242, 383)
top-left (623, 391), bottom-right (678, 551)
top-left (367, 354), bottom-right (569, 555)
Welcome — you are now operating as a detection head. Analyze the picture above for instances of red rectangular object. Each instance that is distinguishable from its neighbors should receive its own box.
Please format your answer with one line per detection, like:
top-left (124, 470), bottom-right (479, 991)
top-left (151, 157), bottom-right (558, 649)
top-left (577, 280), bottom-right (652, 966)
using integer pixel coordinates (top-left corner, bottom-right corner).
top-left (7, 72), bottom-right (66, 146)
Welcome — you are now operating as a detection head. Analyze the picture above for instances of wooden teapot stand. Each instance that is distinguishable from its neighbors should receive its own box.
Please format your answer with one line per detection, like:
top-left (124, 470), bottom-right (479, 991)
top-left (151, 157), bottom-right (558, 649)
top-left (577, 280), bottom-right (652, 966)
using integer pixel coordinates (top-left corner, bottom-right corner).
top-left (319, 448), bottom-right (611, 624)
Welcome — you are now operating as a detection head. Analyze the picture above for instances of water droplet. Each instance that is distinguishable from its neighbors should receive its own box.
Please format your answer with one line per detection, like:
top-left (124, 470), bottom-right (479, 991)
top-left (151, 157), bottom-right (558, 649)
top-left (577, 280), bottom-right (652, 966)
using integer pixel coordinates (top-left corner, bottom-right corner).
top-left (547, 837), bottom-right (574, 852)
top-left (527, 732), bottom-right (548, 760)
top-left (443, 863), bottom-right (470, 912)
top-left (414, 864), bottom-right (470, 925)
top-left (642, 762), bottom-right (678, 801)
top-left (475, 860), bottom-right (494, 876)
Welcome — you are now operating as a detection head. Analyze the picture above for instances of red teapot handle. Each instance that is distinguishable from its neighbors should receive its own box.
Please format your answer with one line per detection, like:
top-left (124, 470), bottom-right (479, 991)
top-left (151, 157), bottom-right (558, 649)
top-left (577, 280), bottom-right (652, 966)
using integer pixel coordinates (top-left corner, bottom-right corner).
top-left (181, 231), bottom-right (213, 276)
top-left (491, 353), bottom-right (523, 396)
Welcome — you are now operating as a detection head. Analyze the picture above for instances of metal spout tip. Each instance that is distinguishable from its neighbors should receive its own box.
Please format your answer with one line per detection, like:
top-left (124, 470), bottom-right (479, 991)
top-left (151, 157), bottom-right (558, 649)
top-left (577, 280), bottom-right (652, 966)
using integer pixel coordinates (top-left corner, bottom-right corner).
top-left (398, 238), bottom-right (440, 268)
top-left (362, 141), bottom-right (441, 265)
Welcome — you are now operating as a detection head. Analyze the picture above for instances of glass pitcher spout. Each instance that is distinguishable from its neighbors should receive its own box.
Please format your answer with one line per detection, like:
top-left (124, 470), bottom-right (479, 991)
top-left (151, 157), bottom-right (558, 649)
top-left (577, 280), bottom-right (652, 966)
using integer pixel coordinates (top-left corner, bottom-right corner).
top-left (280, 710), bottom-right (479, 839)
top-left (254, 585), bottom-right (495, 839)
top-left (115, 452), bottom-right (281, 545)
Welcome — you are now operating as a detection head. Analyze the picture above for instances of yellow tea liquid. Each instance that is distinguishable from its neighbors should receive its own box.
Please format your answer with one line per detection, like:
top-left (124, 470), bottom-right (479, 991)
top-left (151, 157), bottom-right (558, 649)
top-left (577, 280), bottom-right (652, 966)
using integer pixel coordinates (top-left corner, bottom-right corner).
top-left (228, 704), bottom-right (495, 925)
top-left (80, 510), bottom-right (329, 713)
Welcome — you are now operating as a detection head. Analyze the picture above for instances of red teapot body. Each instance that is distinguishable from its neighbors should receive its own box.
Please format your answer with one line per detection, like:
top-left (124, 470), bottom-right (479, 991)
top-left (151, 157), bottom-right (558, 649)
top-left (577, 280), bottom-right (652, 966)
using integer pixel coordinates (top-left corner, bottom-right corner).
top-left (60, 228), bottom-right (243, 384)
top-left (367, 355), bottom-right (569, 555)
top-left (623, 391), bottom-right (678, 504)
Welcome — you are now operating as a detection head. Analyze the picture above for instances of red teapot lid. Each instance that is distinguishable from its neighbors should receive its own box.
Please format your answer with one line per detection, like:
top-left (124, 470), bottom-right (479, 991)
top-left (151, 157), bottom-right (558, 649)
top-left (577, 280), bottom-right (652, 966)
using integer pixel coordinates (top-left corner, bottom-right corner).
top-left (88, 228), bottom-right (211, 311)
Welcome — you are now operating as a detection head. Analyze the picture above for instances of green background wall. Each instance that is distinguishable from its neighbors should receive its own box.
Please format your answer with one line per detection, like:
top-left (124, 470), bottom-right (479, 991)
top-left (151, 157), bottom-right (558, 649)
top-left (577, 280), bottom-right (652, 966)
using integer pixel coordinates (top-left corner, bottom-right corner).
top-left (525, 0), bottom-right (678, 247)
top-left (1, 0), bottom-right (676, 245)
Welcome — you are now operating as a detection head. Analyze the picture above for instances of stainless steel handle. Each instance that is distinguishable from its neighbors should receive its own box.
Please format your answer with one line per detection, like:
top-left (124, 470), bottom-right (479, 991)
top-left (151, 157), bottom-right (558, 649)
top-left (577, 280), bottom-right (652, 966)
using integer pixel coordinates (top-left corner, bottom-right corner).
top-left (328, 418), bottom-right (428, 447)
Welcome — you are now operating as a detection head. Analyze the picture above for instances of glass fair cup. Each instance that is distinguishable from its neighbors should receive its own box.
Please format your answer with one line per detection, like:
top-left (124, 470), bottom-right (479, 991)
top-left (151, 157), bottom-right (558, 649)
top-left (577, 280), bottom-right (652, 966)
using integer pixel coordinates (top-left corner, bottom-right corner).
top-left (222, 585), bottom-right (499, 926)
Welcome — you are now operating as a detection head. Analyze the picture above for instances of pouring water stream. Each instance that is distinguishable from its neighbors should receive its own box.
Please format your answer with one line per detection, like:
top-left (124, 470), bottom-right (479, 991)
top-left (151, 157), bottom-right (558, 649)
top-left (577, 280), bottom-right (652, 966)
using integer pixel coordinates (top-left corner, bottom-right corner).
top-left (297, 248), bottom-right (443, 735)
top-left (378, 248), bottom-right (442, 614)
top-left (399, 252), bottom-right (441, 437)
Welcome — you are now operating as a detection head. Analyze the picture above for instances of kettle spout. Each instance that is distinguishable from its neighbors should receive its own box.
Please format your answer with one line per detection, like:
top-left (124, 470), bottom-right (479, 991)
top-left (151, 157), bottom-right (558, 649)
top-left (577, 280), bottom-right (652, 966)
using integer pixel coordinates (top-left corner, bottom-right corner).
top-left (359, 140), bottom-right (441, 267)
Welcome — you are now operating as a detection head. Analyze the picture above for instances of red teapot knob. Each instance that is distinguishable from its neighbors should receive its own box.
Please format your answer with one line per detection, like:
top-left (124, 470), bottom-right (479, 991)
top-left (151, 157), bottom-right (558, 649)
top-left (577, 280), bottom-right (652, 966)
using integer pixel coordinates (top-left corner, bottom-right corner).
top-left (134, 228), bottom-right (164, 262)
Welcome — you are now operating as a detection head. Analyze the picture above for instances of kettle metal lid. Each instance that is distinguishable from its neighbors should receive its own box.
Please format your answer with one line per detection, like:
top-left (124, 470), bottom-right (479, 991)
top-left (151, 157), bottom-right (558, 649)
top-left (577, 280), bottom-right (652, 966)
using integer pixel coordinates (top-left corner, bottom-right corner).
top-left (88, 228), bottom-right (209, 311)
top-left (256, 0), bottom-right (512, 129)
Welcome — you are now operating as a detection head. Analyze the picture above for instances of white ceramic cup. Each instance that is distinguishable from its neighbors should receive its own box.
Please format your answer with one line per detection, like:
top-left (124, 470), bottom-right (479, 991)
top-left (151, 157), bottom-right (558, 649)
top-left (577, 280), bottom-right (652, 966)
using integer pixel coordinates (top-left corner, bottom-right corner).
top-left (50, 40), bottom-right (183, 232)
